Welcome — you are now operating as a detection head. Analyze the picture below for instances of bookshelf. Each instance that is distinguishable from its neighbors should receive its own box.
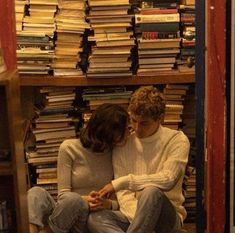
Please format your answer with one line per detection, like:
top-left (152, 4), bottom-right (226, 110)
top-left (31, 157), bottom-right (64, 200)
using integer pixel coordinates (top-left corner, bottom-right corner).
top-left (18, 0), bottom-right (197, 231)
top-left (19, 72), bottom-right (195, 86)
top-left (0, 71), bottom-right (28, 233)
top-left (1, 0), bottom-right (204, 232)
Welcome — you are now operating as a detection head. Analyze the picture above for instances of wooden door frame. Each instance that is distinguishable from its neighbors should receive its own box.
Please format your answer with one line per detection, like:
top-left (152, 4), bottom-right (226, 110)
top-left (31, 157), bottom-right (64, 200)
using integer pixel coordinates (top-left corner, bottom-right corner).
top-left (206, 0), bottom-right (227, 232)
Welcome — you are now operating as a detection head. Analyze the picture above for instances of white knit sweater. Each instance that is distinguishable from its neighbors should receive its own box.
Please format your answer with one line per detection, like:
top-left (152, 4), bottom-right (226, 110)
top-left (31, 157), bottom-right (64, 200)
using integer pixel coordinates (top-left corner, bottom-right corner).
top-left (111, 125), bottom-right (190, 223)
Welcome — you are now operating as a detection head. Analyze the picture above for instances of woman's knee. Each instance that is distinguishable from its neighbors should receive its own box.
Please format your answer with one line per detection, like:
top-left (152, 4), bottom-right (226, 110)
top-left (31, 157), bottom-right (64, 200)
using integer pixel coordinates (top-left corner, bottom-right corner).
top-left (28, 187), bottom-right (47, 199)
top-left (58, 192), bottom-right (89, 215)
top-left (28, 187), bottom-right (54, 229)
top-left (28, 187), bottom-right (53, 207)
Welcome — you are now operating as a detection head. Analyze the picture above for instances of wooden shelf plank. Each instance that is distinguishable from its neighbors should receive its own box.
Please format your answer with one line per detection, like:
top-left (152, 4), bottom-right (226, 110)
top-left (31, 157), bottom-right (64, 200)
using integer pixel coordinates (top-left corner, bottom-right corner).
top-left (0, 71), bottom-right (15, 85)
top-left (19, 71), bottom-right (195, 86)
top-left (0, 161), bottom-right (12, 175)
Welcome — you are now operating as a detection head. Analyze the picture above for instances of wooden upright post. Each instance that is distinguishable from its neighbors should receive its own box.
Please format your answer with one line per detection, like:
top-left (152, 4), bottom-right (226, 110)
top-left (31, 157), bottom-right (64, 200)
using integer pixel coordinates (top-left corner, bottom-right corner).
top-left (206, 0), bottom-right (226, 232)
top-left (0, 0), bottom-right (17, 70)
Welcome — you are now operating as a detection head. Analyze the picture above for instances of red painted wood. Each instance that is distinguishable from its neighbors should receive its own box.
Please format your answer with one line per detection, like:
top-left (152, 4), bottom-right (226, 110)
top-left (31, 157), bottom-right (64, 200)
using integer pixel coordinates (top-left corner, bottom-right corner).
top-left (0, 0), bottom-right (17, 70)
top-left (206, 0), bottom-right (226, 232)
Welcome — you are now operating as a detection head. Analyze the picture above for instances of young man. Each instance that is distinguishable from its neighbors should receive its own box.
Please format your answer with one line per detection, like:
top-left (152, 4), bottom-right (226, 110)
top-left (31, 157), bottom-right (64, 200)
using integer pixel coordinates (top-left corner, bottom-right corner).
top-left (88, 86), bottom-right (190, 233)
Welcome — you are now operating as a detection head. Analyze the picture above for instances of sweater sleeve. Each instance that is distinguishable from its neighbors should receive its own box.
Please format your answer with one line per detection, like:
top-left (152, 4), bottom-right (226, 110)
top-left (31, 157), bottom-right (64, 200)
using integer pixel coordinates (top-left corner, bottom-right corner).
top-left (57, 140), bottom-right (73, 195)
top-left (112, 133), bottom-right (190, 192)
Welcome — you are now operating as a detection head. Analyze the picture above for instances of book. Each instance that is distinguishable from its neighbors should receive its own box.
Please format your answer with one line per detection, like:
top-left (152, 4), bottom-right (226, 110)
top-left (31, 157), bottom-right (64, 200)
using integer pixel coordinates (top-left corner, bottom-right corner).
top-left (163, 88), bottom-right (187, 95)
top-left (141, 31), bottom-right (180, 40)
top-left (88, 0), bottom-right (129, 7)
top-left (135, 13), bottom-right (180, 24)
top-left (30, 0), bottom-right (58, 5)
top-left (38, 172), bottom-right (57, 179)
top-left (27, 156), bottom-right (58, 165)
top-left (139, 22), bottom-right (179, 32)
top-left (181, 0), bottom-right (195, 5)
top-left (138, 39), bottom-right (180, 49)
top-left (139, 57), bottom-right (176, 65)
top-left (139, 8), bottom-right (178, 15)
top-left (37, 177), bottom-right (57, 185)
top-left (96, 39), bottom-right (135, 47)
top-left (33, 126), bottom-right (76, 141)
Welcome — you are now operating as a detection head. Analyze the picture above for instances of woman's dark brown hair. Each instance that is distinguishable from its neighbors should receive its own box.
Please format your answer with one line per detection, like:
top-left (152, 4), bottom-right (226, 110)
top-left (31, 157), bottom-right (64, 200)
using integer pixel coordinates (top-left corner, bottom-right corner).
top-left (80, 103), bottom-right (129, 153)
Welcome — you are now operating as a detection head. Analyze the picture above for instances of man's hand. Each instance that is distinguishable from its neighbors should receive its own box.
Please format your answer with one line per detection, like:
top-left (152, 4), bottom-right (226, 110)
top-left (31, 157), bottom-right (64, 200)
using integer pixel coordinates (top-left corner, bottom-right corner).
top-left (98, 183), bottom-right (115, 198)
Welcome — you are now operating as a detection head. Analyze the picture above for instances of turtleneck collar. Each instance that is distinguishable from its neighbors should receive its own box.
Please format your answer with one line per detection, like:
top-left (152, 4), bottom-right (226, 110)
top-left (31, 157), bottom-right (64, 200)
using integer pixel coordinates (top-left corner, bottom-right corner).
top-left (135, 125), bottom-right (163, 143)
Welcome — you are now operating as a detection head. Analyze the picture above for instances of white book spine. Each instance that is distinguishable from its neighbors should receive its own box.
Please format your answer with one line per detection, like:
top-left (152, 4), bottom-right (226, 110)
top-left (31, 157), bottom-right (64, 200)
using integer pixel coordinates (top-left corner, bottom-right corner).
top-left (135, 13), bottom-right (180, 24)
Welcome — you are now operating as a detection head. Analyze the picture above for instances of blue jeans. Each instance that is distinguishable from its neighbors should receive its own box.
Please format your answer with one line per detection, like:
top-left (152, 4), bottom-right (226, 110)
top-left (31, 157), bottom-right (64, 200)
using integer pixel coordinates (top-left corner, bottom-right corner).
top-left (28, 187), bottom-right (89, 233)
top-left (88, 187), bottom-right (182, 233)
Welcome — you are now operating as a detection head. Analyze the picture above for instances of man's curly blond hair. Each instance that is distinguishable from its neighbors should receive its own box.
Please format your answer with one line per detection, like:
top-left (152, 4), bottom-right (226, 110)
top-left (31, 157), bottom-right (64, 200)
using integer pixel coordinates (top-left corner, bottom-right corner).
top-left (128, 86), bottom-right (165, 120)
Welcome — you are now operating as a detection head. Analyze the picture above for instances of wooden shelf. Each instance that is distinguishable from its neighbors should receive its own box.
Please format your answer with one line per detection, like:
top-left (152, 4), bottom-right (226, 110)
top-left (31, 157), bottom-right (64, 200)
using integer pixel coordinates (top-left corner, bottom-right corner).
top-left (0, 161), bottom-right (12, 175)
top-left (0, 71), bottom-right (16, 86)
top-left (19, 71), bottom-right (195, 86)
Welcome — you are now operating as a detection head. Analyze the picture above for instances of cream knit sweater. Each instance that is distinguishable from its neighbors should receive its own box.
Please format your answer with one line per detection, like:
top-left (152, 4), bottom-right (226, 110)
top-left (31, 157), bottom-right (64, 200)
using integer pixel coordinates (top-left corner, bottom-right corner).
top-left (111, 125), bottom-right (190, 223)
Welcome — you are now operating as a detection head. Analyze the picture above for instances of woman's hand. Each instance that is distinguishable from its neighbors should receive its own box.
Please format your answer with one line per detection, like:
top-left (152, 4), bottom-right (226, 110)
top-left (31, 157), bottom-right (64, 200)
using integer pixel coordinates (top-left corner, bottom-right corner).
top-left (98, 183), bottom-right (115, 198)
top-left (84, 191), bottom-right (112, 211)
top-left (84, 191), bottom-right (101, 211)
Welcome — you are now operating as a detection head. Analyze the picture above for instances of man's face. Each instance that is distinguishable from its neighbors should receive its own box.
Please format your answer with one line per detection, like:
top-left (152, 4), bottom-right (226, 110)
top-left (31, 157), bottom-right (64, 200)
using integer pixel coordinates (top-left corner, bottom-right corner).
top-left (130, 113), bottom-right (161, 138)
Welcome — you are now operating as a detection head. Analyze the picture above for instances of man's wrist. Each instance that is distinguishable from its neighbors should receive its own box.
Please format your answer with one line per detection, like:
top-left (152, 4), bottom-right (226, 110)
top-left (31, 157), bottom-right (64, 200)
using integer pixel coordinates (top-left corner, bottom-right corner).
top-left (112, 175), bottom-right (130, 191)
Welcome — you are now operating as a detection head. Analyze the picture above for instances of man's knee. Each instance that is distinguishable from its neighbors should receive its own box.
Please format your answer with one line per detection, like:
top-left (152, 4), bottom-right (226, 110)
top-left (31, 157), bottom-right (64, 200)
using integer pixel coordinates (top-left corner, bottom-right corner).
top-left (139, 186), bottom-right (164, 203)
top-left (88, 211), bottom-right (108, 232)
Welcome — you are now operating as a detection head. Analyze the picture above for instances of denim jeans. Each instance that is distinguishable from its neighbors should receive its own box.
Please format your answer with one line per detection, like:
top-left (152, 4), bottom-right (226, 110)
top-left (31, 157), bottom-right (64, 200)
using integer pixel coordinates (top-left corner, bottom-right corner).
top-left (88, 187), bottom-right (182, 233)
top-left (28, 187), bottom-right (89, 233)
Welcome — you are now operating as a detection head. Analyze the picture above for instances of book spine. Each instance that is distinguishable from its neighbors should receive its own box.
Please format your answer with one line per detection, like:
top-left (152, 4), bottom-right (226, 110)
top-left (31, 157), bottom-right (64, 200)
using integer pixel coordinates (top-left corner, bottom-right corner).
top-left (142, 31), bottom-right (180, 39)
top-left (139, 23), bottom-right (179, 32)
top-left (135, 13), bottom-right (180, 24)
top-left (140, 8), bottom-right (178, 15)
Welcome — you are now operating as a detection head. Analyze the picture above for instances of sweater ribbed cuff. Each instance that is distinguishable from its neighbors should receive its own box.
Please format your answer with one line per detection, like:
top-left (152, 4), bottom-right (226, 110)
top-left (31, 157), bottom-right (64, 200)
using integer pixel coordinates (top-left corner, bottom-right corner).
top-left (112, 175), bottom-right (130, 191)
top-left (111, 200), bottom-right (119, 210)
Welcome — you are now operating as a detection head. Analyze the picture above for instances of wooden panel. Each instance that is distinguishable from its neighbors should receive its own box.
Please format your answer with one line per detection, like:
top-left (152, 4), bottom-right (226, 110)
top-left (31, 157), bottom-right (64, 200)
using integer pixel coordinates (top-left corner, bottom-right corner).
top-left (0, 71), bottom-right (28, 233)
top-left (19, 72), bottom-right (195, 86)
top-left (0, 162), bottom-right (12, 175)
top-left (6, 72), bottom-right (29, 233)
top-left (0, 86), bottom-right (10, 149)
top-left (0, 0), bottom-right (17, 70)
top-left (230, 1), bottom-right (235, 231)
top-left (0, 176), bottom-right (17, 232)
top-left (206, 0), bottom-right (226, 232)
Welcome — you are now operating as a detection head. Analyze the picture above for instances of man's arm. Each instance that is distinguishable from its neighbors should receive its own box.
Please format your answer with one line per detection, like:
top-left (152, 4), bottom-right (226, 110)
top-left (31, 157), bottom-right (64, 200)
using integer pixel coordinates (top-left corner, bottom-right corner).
top-left (112, 135), bottom-right (190, 193)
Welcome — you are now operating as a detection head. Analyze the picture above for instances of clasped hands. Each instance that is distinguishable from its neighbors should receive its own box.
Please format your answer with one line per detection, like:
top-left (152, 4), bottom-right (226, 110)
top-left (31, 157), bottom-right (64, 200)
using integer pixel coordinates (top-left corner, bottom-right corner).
top-left (84, 183), bottom-right (115, 211)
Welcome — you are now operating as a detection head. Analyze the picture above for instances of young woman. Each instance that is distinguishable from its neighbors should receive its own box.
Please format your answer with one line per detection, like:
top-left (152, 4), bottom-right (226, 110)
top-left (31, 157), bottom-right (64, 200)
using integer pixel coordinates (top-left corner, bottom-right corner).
top-left (28, 103), bottom-right (129, 233)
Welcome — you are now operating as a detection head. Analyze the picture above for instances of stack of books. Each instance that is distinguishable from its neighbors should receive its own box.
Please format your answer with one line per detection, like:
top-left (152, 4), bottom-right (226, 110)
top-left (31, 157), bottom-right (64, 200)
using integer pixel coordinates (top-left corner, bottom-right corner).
top-left (86, 0), bottom-right (134, 78)
top-left (15, 0), bottom-right (27, 32)
top-left (25, 87), bottom-right (79, 199)
top-left (16, 0), bottom-right (57, 74)
top-left (163, 84), bottom-right (189, 129)
top-left (81, 87), bottom-right (132, 122)
top-left (53, 0), bottom-right (90, 76)
top-left (183, 165), bottom-right (196, 222)
top-left (135, 0), bottom-right (181, 75)
top-left (178, 0), bottom-right (195, 72)
top-left (181, 84), bottom-right (196, 222)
